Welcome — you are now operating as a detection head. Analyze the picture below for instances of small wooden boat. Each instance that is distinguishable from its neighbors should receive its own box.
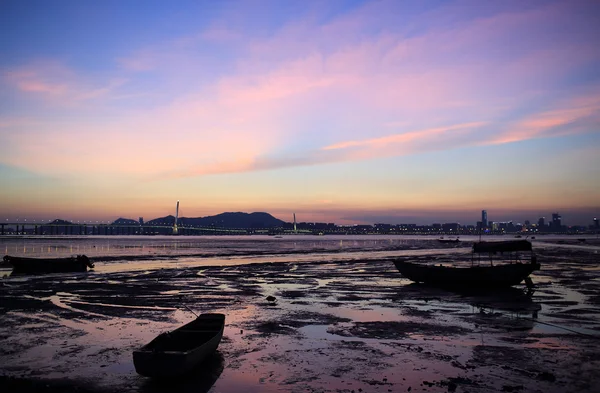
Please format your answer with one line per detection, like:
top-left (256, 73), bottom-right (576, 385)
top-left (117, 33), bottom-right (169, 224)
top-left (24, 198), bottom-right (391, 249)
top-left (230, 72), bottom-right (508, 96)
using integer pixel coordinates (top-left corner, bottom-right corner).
top-left (3, 255), bottom-right (94, 274)
top-left (394, 240), bottom-right (540, 290)
top-left (133, 313), bottom-right (225, 378)
top-left (438, 238), bottom-right (460, 243)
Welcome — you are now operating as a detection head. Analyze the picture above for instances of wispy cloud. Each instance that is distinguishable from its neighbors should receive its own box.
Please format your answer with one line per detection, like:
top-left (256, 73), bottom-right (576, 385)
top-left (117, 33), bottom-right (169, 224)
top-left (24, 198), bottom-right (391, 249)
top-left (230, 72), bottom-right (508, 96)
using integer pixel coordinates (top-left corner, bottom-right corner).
top-left (323, 122), bottom-right (487, 151)
top-left (5, 67), bottom-right (68, 96)
top-left (3, 61), bottom-right (127, 103)
top-left (1, 0), bottom-right (599, 182)
top-left (488, 91), bottom-right (600, 145)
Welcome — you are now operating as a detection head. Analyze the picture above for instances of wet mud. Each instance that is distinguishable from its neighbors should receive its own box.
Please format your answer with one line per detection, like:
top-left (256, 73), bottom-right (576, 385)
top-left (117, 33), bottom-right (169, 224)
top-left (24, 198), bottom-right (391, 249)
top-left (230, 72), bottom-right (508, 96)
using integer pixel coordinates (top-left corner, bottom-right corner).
top-left (0, 241), bottom-right (599, 392)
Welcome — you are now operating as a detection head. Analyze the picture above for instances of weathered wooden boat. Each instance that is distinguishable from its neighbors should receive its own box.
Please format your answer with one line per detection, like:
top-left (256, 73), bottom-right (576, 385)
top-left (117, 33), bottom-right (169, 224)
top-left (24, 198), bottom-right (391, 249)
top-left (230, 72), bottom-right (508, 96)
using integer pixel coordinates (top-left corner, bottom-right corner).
top-left (393, 240), bottom-right (540, 290)
top-left (3, 255), bottom-right (94, 274)
top-left (438, 238), bottom-right (460, 243)
top-left (133, 313), bottom-right (225, 378)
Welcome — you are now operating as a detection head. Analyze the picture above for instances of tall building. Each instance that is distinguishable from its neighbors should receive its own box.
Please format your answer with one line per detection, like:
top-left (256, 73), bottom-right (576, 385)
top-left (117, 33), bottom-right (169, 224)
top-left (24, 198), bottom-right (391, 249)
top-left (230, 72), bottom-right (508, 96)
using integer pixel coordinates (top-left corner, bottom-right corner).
top-left (481, 210), bottom-right (488, 228)
top-left (594, 217), bottom-right (599, 229)
top-left (552, 213), bottom-right (562, 230)
top-left (538, 217), bottom-right (545, 227)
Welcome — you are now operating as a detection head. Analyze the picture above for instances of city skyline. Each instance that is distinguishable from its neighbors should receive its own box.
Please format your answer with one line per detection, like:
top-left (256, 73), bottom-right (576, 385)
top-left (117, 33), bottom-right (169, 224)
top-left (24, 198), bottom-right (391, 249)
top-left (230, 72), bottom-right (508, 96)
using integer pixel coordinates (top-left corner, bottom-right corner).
top-left (1, 1), bottom-right (599, 225)
top-left (1, 207), bottom-right (596, 228)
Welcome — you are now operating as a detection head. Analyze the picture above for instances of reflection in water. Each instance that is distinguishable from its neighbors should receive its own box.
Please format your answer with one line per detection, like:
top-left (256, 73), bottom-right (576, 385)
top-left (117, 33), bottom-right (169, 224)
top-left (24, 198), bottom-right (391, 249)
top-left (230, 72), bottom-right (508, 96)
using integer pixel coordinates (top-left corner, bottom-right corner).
top-left (139, 351), bottom-right (225, 393)
top-left (396, 283), bottom-right (542, 331)
top-left (465, 287), bottom-right (541, 317)
top-left (0, 235), bottom-right (473, 275)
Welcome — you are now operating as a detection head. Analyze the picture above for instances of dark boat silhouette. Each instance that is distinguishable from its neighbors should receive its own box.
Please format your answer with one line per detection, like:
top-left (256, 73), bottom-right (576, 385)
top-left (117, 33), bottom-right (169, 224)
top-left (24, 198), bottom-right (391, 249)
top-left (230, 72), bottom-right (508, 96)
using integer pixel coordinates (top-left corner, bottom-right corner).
top-left (3, 255), bottom-right (94, 274)
top-left (134, 313), bottom-right (225, 378)
top-left (438, 238), bottom-right (460, 243)
top-left (393, 240), bottom-right (540, 290)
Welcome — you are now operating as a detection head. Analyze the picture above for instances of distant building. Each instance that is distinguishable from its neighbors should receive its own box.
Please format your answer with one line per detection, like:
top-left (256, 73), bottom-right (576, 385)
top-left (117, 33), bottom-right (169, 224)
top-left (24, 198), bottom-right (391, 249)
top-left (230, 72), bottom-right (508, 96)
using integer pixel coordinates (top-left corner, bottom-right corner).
top-left (442, 223), bottom-right (460, 232)
top-left (481, 210), bottom-right (488, 228)
top-left (375, 223), bottom-right (392, 233)
top-left (552, 213), bottom-right (562, 230)
top-left (139, 217), bottom-right (144, 225)
top-left (497, 221), bottom-right (514, 232)
top-left (595, 217), bottom-right (599, 229)
top-left (538, 217), bottom-right (545, 228)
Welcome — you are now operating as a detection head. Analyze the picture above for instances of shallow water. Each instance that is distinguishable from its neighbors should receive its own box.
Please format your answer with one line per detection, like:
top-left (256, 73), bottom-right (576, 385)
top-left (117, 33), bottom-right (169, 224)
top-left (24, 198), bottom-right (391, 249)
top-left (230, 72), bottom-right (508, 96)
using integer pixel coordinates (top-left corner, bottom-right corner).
top-left (3, 234), bottom-right (597, 273)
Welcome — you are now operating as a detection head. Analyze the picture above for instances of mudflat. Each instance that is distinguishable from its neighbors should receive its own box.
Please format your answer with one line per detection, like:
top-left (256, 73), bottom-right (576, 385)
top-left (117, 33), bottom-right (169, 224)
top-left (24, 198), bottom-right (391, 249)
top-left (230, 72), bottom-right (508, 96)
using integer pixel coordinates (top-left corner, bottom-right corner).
top-left (1, 243), bottom-right (599, 393)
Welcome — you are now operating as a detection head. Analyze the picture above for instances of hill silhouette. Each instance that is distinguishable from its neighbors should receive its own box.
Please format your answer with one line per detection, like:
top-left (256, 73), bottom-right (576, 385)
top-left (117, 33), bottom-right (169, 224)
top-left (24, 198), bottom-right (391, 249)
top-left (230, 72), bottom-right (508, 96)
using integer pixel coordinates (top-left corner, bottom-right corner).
top-left (143, 212), bottom-right (286, 229)
top-left (113, 218), bottom-right (139, 225)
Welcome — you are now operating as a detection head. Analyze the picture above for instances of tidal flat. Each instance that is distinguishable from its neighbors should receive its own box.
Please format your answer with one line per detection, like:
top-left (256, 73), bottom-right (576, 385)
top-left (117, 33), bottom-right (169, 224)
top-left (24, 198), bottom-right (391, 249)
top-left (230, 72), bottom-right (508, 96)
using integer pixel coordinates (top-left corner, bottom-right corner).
top-left (0, 237), bottom-right (599, 393)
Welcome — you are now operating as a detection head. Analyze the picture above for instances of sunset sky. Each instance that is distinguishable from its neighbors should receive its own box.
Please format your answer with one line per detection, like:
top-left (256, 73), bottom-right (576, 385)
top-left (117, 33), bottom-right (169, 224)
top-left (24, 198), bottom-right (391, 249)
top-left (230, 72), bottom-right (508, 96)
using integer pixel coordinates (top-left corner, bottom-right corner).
top-left (1, 0), bottom-right (599, 226)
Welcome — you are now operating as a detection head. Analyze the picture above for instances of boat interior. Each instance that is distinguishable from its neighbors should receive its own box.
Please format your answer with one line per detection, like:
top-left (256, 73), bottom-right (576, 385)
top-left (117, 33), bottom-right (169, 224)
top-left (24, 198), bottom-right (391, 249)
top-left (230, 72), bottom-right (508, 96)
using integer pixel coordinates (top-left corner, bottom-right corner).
top-left (146, 330), bottom-right (220, 352)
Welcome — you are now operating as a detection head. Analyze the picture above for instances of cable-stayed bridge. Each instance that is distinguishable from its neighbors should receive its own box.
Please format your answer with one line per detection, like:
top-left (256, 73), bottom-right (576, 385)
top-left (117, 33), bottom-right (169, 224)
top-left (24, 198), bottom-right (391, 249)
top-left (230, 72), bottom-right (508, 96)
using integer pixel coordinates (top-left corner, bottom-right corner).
top-left (2, 202), bottom-right (312, 236)
top-left (0, 221), bottom-right (312, 236)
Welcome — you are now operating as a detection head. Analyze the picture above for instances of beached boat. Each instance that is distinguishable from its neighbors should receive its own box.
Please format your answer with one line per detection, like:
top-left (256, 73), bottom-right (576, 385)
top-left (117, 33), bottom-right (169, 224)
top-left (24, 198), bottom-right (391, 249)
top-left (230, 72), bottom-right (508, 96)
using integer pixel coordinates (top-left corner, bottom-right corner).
top-left (133, 313), bottom-right (225, 378)
top-left (438, 238), bottom-right (460, 243)
top-left (3, 255), bottom-right (94, 274)
top-left (393, 240), bottom-right (540, 290)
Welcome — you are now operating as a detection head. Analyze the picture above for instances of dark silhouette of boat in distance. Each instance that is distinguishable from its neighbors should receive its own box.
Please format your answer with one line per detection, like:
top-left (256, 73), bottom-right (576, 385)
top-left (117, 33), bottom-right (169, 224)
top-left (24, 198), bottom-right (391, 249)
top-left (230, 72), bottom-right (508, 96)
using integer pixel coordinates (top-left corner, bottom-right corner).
top-left (393, 240), bottom-right (540, 290)
top-left (438, 238), bottom-right (460, 243)
top-left (133, 313), bottom-right (225, 378)
top-left (3, 255), bottom-right (94, 274)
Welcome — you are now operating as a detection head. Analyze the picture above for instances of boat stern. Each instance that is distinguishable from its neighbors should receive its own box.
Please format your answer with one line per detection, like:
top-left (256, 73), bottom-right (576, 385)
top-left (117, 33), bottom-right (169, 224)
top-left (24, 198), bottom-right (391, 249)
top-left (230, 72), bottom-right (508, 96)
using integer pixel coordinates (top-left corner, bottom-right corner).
top-left (133, 349), bottom-right (191, 378)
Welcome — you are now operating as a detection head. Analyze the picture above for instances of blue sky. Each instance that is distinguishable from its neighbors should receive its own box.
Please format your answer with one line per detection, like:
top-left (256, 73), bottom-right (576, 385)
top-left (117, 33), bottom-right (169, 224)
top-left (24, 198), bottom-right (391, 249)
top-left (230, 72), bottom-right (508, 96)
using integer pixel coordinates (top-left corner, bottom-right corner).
top-left (1, 0), bottom-right (599, 225)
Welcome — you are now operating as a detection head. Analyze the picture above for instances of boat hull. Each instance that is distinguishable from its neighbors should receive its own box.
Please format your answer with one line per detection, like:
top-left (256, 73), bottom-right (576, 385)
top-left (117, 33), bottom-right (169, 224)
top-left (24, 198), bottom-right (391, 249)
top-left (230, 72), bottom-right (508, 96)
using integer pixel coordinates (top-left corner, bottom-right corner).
top-left (133, 313), bottom-right (225, 378)
top-left (393, 260), bottom-right (540, 289)
top-left (4, 255), bottom-right (93, 274)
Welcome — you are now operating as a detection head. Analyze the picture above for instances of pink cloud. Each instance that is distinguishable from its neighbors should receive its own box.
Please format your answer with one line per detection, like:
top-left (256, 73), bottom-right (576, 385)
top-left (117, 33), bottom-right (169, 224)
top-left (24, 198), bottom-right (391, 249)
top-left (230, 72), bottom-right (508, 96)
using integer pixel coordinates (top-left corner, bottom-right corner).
top-left (489, 91), bottom-right (600, 145)
top-left (216, 54), bottom-right (349, 106)
top-left (3, 61), bottom-right (126, 103)
top-left (4, 65), bottom-right (70, 96)
top-left (2, 0), bottom-right (599, 181)
top-left (323, 122), bottom-right (487, 151)
top-left (16, 80), bottom-right (67, 95)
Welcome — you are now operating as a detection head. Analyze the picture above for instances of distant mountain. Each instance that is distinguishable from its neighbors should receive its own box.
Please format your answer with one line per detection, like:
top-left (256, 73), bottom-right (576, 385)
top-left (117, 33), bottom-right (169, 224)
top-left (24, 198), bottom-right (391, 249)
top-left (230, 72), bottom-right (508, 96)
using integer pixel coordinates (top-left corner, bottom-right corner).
top-left (146, 215), bottom-right (177, 226)
top-left (112, 218), bottom-right (139, 225)
top-left (146, 212), bottom-right (286, 228)
top-left (49, 219), bottom-right (72, 225)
